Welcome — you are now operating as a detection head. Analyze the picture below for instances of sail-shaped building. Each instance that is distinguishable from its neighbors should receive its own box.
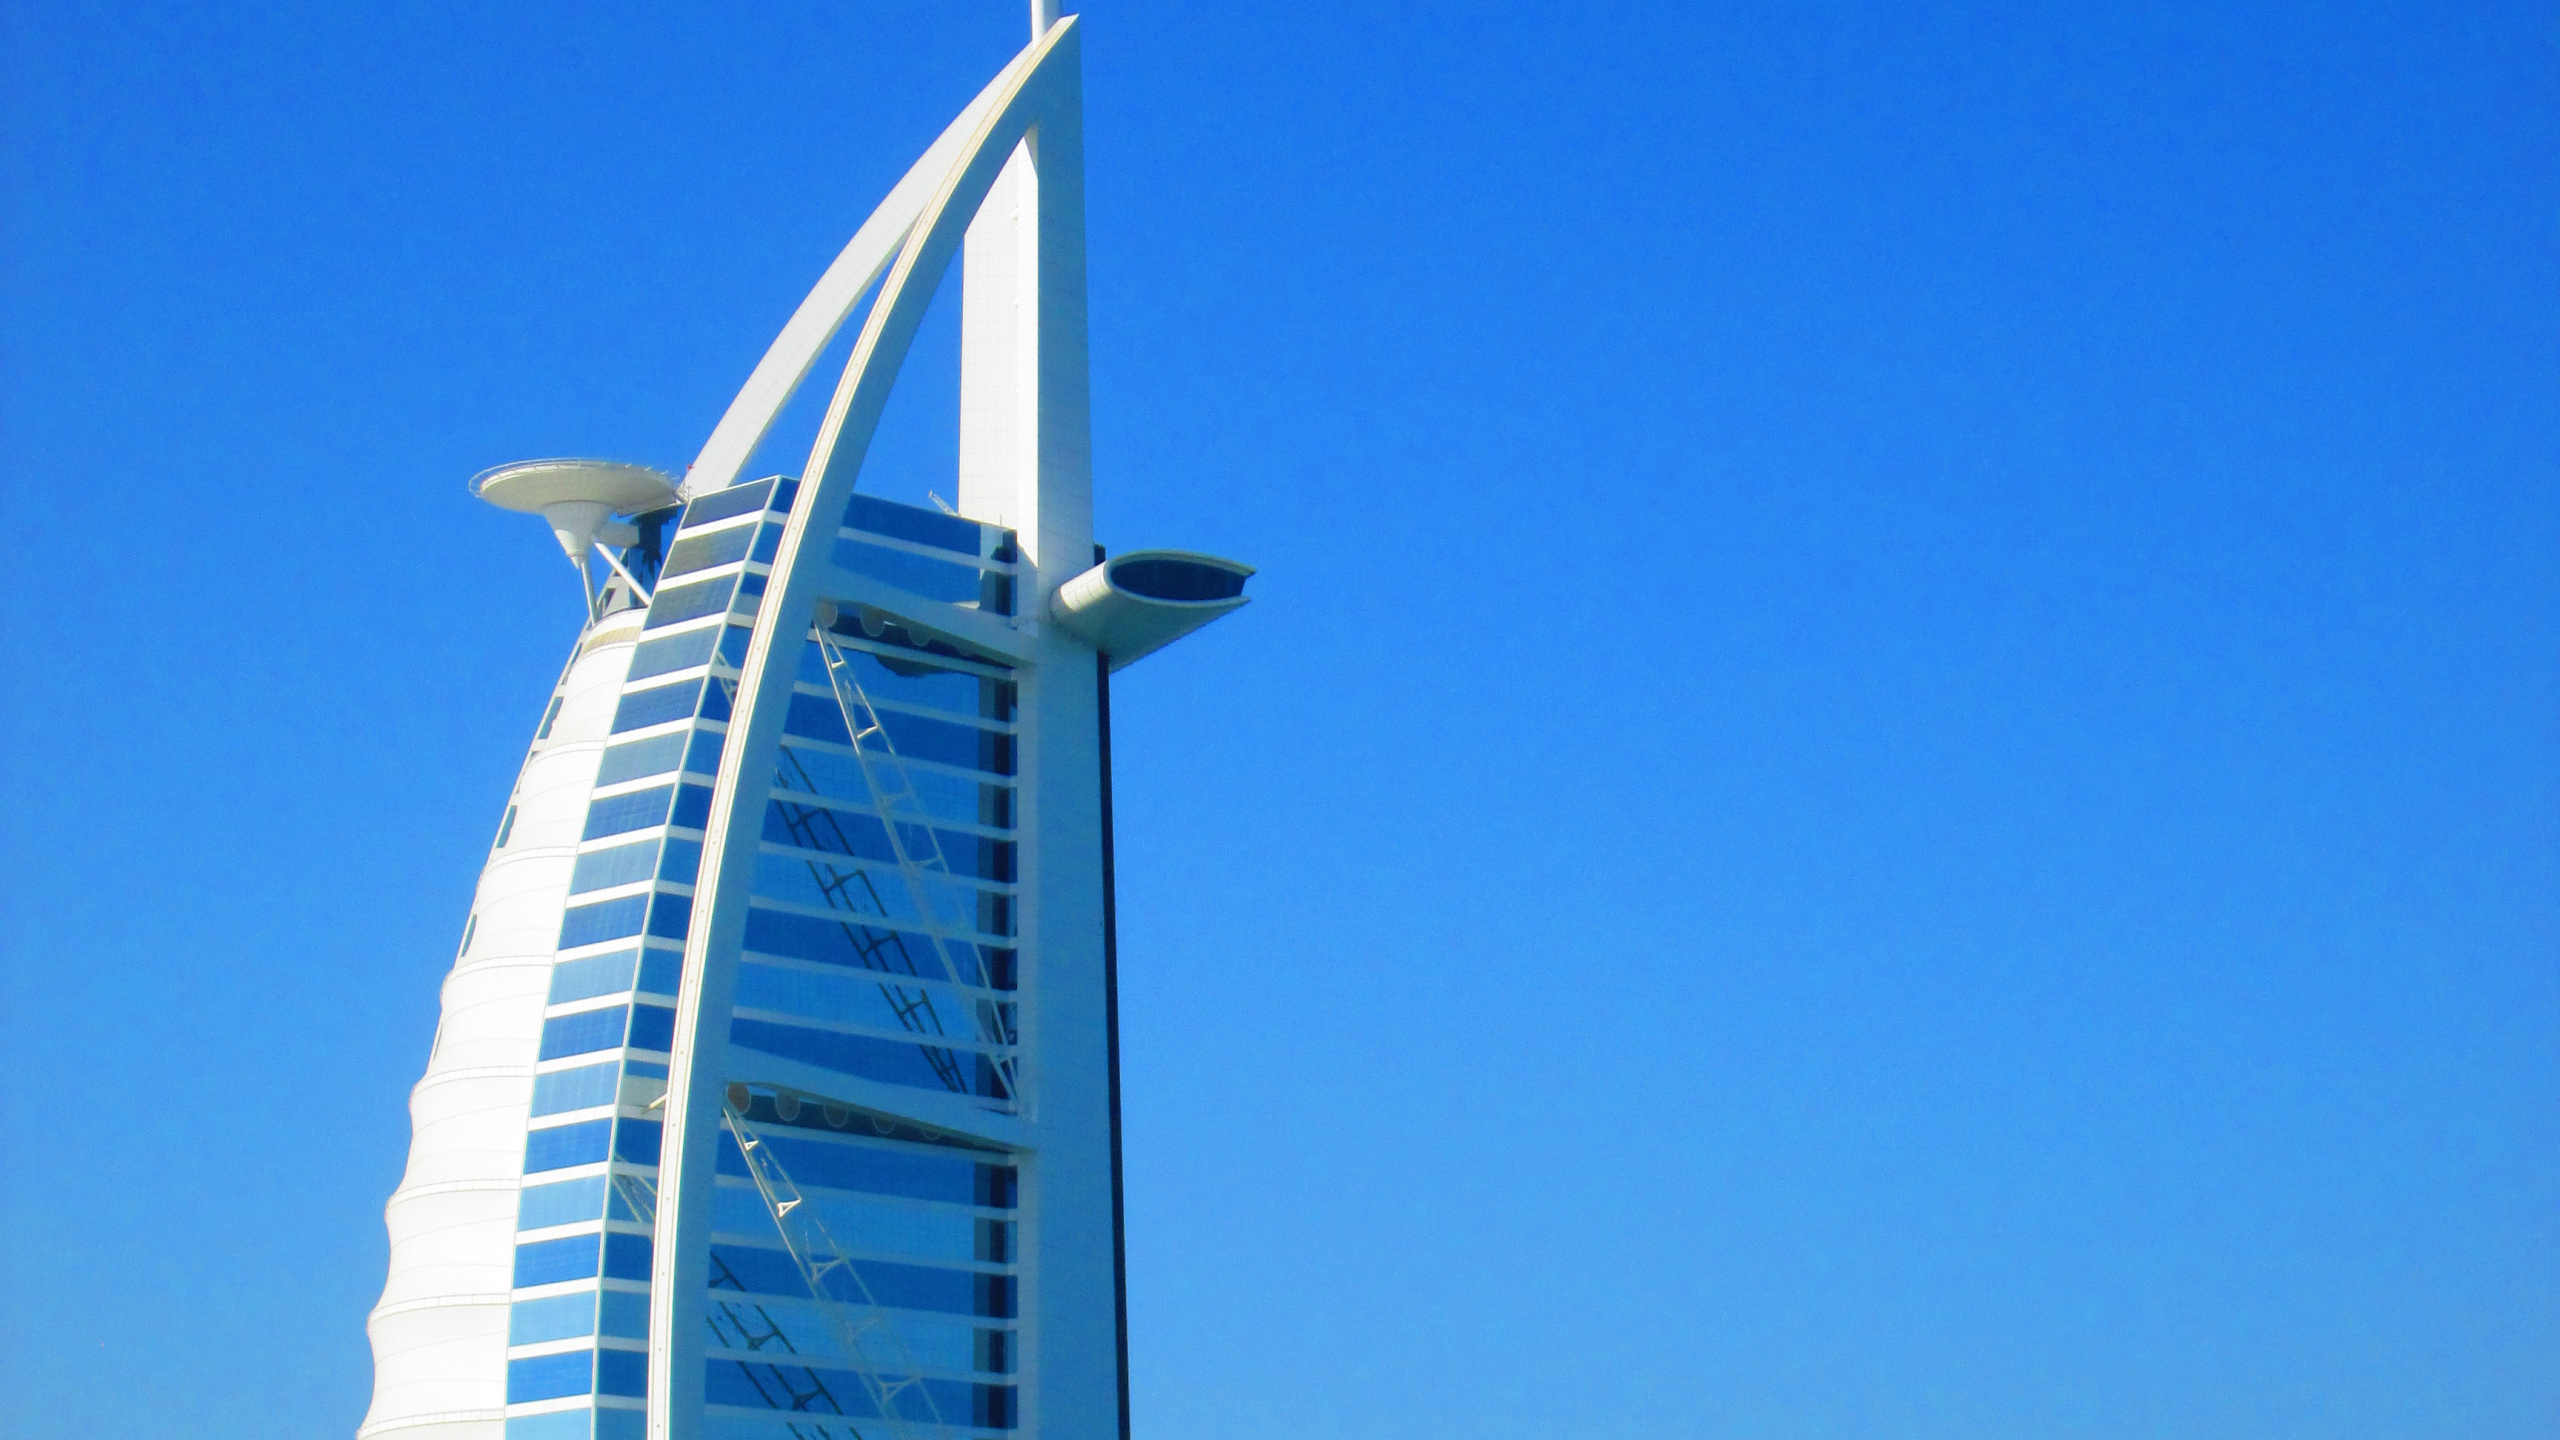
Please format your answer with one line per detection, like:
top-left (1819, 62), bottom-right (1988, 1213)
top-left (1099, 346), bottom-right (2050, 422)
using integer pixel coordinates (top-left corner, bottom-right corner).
top-left (361, 14), bottom-right (1250, 1440)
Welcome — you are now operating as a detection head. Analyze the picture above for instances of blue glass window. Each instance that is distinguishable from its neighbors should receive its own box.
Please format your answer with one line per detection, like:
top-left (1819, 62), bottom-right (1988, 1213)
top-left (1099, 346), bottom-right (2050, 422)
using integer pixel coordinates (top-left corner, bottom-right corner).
top-left (513, 1233), bottom-right (602, 1288)
top-left (684, 729), bottom-right (726, 778)
top-left (506, 1349), bottom-right (593, 1404)
top-left (598, 1289), bottom-right (650, 1338)
top-left (508, 1410), bottom-right (605, 1440)
top-left (672, 783), bottom-right (714, 829)
top-left (643, 894), bottom-right (692, 942)
top-left (596, 1348), bottom-right (649, 1398)
top-left (571, 841), bottom-right (661, 895)
top-left (661, 522), bottom-right (754, 578)
top-left (597, 732), bottom-right (686, 786)
top-left (636, 948), bottom-right (681, 996)
top-left (657, 837), bottom-right (702, 884)
top-left (678, 477), bottom-right (775, 528)
top-left (625, 1005), bottom-right (676, 1055)
top-left (550, 950), bottom-right (638, 1003)
top-left (627, 624), bottom-right (720, 681)
top-left (540, 1007), bottom-right (631, 1062)
top-left (832, 537), bottom-right (987, 604)
top-left (525, 1118), bottom-right (614, 1173)
top-left (603, 1231), bottom-right (654, 1281)
top-left (532, 1062), bottom-right (620, 1117)
top-left (536, 695), bottom-right (564, 740)
top-left (519, 1175), bottom-right (608, 1230)
top-left (611, 679), bottom-right (703, 734)
top-left (709, 1123), bottom-right (981, 1204)
top-left (848, 493), bottom-right (982, 555)
top-left (561, 895), bottom-right (650, 949)
top-left (780, 695), bottom-right (1010, 774)
top-left (507, 1291), bottom-right (596, 1344)
top-left (584, 786), bottom-right (673, 841)
top-left (645, 575), bottom-right (737, 629)
top-left (495, 805), bottom-right (517, 848)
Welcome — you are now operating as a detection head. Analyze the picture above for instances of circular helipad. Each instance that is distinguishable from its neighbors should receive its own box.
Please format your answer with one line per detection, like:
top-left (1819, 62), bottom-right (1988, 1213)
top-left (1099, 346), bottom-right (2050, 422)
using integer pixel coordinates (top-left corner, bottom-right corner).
top-left (468, 458), bottom-right (680, 516)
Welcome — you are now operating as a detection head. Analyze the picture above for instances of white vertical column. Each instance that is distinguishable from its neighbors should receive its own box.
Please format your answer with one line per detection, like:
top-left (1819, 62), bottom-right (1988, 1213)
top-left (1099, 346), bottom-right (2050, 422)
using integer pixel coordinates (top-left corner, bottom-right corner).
top-left (958, 62), bottom-right (1117, 1440)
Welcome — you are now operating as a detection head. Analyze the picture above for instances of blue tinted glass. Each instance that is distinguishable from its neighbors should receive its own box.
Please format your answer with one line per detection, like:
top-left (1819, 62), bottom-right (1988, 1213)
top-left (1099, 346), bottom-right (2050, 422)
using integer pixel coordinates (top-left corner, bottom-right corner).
top-left (678, 477), bottom-right (774, 528)
top-left (532, 1062), bottom-right (620, 1117)
top-left (506, 1410), bottom-right (596, 1440)
top-left (683, 729), bottom-right (725, 777)
top-left (847, 493), bottom-right (982, 554)
top-left (672, 784), bottom-right (714, 829)
top-left (583, 786), bottom-right (673, 841)
top-left (636, 949), bottom-right (681, 996)
top-left (751, 523), bottom-right (781, 563)
top-left (796, 639), bottom-right (998, 715)
top-left (603, 1231), bottom-right (654, 1281)
top-left (709, 1127), bottom-right (980, 1204)
top-left (508, 1291), bottom-right (597, 1344)
top-left (519, 1175), bottom-right (608, 1230)
top-left (780, 695), bottom-right (1006, 773)
top-left (596, 1348), bottom-right (650, 1398)
top-left (550, 950), bottom-right (639, 1003)
top-left (656, 837), bottom-right (702, 884)
top-left (597, 732), bottom-right (685, 786)
top-left (539, 1007), bottom-right (631, 1062)
top-left (643, 894), bottom-right (692, 941)
top-left (832, 537), bottom-right (985, 603)
top-left (506, 1349), bottom-right (594, 1404)
top-left (660, 523), bottom-right (753, 578)
top-left (627, 625), bottom-right (719, 681)
top-left (594, 1410), bottom-right (644, 1440)
top-left (560, 895), bottom-right (649, 949)
top-left (598, 1289), bottom-right (650, 1338)
top-left (571, 841), bottom-right (661, 895)
top-left (525, 1117), bottom-right (614, 1173)
top-left (513, 1233), bottom-right (602, 1288)
top-left (644, 575), bottom-right (737, 629)
top-left (625, 1005), bottom-right (677, 1055)
top-left (698, 676), bottom-right (733, 724)
top-left (495, 806), bottom-right (517, 848)
top-left (610, 680), bottom-right (703, 734)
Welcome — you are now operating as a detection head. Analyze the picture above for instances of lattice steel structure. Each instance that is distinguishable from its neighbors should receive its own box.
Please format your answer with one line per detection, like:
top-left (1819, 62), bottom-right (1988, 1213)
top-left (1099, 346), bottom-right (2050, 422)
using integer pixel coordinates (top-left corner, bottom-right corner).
top-left (362, 13), bottom-right (1252, 1440)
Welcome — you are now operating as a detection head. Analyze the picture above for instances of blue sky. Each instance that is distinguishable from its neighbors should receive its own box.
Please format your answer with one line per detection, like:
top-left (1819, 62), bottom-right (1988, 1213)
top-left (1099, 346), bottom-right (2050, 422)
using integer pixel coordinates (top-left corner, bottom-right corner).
top-left (3, 2), bottom-right (2554, 1435)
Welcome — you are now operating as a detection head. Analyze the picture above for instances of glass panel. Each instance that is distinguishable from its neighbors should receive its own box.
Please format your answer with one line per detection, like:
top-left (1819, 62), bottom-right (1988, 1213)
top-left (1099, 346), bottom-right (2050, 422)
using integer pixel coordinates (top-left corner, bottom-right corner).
top-left (597, 732), bottom-right (686, 786)
top-left (611, 680), bottom-right (704, 734)
top-left (571, 840), bottom-right (662, 895)
top-left (662, 523), bottom-right (754, 578)
top-left (679, 477), bottom-right (775, 528)
top-left (525, 1118), bottom-right (614, 1173)
top-left (540, 1007), bottom-right (631, 1062)
top-left (560, 896), bottom-right (649, 950)
top-left (596, 1348), bottom-right (649, 1397)
top-left (505, 1350), bottom-right (594, 1404)
top-left (514, 1234), bottom-right (603, 1288)
top-left (520, 1175), bottom-right (609, 1230)
top-left (773, 744), bottom-right (1001, 830)
top-left (832, 537), bottom-right (984, 604)
top-left (551, 950), bottom-right (639, 1004)
top-left (646, 575), bottom-right (738, 629)
top-left (846, 493), bottom-right (983, 555)
top-left (598, 1288), bottom-right (650, 1338)
top-left (793, 640), bottom-right (1008, 719)
top-left (508, 1291), bottom-right (597, 1344)
top-left (584, 786), bottom-right (674, 841)
top-left (628, 625), bottom-right (720, 681)
top-left (506, 1408), bottom-right (597, 1440)
top-left (657, 837), bottom-right (703, 884)
top-left (532, 1062), bottom-right (621, 1117)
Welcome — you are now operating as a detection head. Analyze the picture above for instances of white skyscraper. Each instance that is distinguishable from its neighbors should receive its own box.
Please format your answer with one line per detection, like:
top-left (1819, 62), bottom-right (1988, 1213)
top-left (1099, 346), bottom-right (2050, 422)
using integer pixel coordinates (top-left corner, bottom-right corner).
top-left (362, 15), bottom-right (1252, 1440)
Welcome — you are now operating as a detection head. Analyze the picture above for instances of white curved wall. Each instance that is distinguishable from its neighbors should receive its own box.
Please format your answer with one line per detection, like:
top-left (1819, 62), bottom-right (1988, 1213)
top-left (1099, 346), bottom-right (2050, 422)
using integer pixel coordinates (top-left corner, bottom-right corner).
top-left (361, 610), bottom-right (646, 1440)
